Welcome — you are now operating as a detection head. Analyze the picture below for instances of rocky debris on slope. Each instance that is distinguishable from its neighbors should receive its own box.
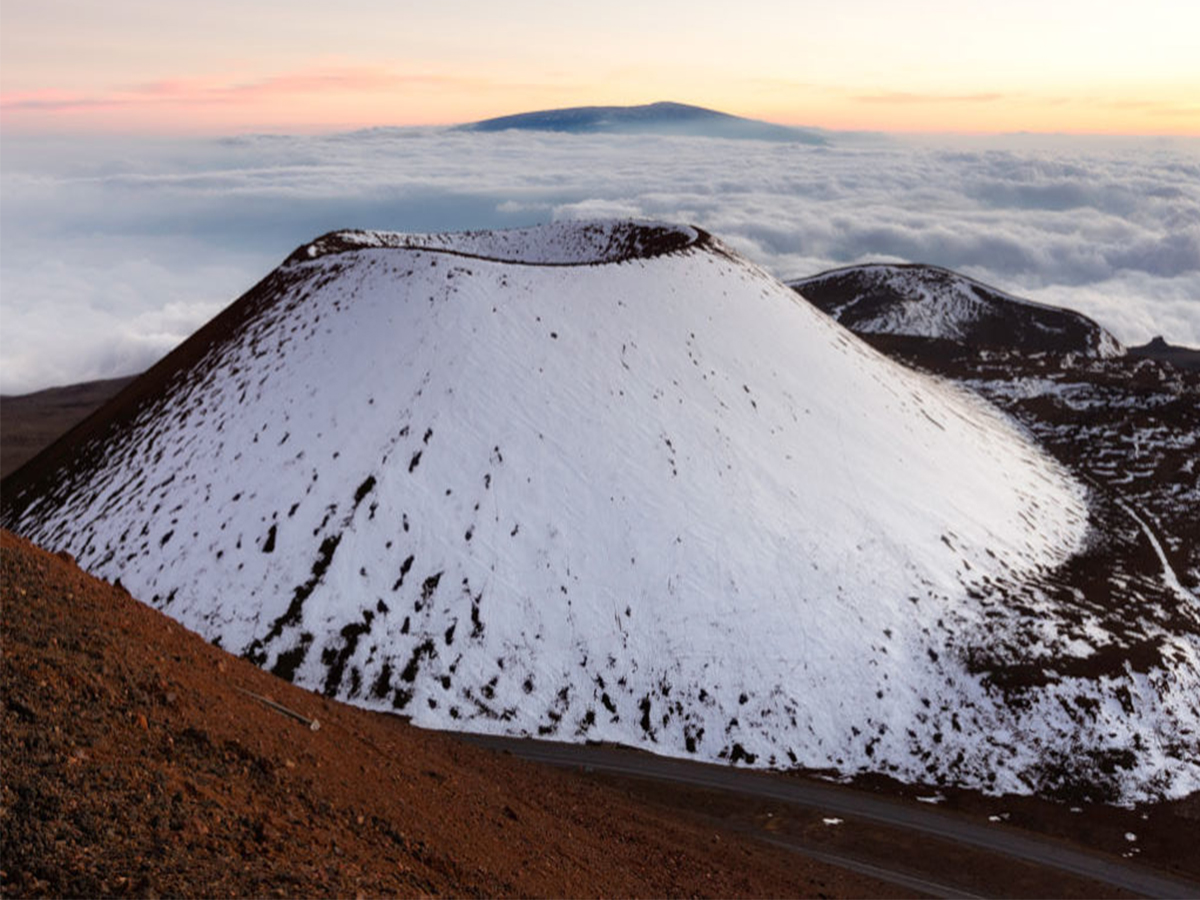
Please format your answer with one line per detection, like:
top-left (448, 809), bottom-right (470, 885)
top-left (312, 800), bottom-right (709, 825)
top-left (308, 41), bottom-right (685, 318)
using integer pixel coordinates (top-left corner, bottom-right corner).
top-left (839, 331), bottom-right (1200, 799)
top-left (790, 264), bottom-right (1122, 358)
top-left (1, 529), bottom-right (895, 899)
top-left (840, 333), bottom-right (1198, 596)
top-left (789, 267), bottom-right (1200, 760)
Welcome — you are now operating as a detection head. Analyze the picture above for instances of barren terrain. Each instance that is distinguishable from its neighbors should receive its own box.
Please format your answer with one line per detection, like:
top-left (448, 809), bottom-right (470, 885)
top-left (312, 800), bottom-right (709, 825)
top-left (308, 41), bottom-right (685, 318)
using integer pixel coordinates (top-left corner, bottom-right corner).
top-left (1, 528), bottom-right (901, 898)
top-left (8, 526), bottom-right (1198, 898)
top-left (0, 377), bottom-right (134, 479)
top-left (5, 241), bottom-right (1198, 896)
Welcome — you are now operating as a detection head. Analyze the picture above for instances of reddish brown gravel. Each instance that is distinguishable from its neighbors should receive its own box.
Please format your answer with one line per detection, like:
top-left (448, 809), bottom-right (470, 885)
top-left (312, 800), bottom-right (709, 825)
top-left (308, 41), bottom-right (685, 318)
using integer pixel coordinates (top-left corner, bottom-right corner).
top-left (0, 529), bottom-right (900, 898)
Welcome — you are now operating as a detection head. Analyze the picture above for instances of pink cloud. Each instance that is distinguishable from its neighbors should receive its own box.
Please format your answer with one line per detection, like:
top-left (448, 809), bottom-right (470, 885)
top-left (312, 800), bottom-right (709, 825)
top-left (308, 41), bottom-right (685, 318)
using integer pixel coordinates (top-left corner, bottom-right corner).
top-left (0, 88), bottom-right (122, 113)
top-left (1, 66), bottom-right (480, 116)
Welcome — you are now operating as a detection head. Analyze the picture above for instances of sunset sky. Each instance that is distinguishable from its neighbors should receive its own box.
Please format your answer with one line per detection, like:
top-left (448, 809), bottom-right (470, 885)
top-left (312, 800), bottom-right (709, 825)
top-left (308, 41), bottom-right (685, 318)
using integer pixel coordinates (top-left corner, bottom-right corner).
top-left (2, 0), bottom-right (1198, 135)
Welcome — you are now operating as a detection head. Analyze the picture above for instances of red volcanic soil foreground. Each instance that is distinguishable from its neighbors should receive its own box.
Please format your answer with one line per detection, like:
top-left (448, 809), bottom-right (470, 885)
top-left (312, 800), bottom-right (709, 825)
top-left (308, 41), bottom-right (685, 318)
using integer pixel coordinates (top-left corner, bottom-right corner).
top-left (0, 529), bottom-right (896, 898)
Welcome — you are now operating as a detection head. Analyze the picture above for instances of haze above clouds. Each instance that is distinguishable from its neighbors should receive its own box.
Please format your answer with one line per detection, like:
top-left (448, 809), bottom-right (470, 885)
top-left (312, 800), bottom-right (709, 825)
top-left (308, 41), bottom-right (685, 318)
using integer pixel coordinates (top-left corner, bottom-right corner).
top-left (4, 1), bottom-right (1197, 134)
top-left (2, 128), bottom-right (1198, 393)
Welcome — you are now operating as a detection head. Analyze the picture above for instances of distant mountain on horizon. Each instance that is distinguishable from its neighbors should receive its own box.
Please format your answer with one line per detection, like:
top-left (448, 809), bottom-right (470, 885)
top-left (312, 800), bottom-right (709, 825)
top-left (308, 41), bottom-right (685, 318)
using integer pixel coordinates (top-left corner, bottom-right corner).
top-left (458, 101), bottom-right (828, 143)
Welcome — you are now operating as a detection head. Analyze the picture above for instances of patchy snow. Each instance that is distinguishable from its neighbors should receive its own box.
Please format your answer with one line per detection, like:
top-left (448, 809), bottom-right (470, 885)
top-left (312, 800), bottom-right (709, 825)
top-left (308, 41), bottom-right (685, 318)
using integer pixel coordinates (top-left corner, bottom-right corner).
top-left (6, 220), bottom-right (1198, 803)
top-left (822, 818), bottom-right (844, 826)
top-left (791, 264), bottom-right (1123, 358)
top-left (295, 220), bottom-right (698, 267)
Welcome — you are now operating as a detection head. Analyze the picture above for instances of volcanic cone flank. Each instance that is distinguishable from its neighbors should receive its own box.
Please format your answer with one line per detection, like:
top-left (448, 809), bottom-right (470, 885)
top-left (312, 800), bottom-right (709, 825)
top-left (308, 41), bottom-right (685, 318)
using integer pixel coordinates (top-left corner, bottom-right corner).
top-left (7, 219), bottom-right (1195, 802)
top-left (790, 263), bottom-right (1123, 357)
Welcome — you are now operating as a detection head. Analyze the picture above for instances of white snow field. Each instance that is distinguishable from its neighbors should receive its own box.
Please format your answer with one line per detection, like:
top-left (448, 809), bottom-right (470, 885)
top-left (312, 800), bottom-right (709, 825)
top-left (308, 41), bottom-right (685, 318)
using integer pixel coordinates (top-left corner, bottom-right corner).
top-left (9, 221), bottom-right (1198, 801)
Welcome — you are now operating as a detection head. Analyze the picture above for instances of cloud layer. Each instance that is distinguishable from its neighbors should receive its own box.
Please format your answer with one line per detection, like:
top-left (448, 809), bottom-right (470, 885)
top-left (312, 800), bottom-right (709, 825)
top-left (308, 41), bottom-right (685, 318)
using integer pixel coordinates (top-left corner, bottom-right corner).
top-left (2, 129), bottom-right (1198, 393)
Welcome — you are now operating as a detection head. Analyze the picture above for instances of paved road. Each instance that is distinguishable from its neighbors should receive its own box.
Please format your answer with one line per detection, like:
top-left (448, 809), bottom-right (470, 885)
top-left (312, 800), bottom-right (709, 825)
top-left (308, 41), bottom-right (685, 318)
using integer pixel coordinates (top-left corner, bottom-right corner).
top-left (750, 834), bottom-right (984, 899)
top-left (463, 734), bottom-right (1200, 899)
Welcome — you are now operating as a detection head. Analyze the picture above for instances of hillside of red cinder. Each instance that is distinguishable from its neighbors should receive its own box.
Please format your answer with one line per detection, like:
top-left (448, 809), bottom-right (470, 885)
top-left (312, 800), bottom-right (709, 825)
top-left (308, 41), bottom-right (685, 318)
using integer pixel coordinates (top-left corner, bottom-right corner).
top-left (0, 529), bottom-right (895, 898)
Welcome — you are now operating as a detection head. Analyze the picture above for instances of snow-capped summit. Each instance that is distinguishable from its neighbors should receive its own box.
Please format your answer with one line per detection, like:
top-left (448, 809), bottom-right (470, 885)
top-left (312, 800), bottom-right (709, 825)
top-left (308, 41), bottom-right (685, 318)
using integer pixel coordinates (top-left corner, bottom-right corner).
top-left (4, 220), bottom-right (1196, 803)
top-left (790, 263), bottom-right (1123, 357)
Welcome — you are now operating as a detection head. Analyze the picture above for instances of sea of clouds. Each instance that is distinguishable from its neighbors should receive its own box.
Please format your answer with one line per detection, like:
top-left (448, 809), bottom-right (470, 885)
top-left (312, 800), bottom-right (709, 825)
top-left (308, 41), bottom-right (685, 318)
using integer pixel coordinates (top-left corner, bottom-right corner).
top-left (2, 128), bottom-right (1197, 393)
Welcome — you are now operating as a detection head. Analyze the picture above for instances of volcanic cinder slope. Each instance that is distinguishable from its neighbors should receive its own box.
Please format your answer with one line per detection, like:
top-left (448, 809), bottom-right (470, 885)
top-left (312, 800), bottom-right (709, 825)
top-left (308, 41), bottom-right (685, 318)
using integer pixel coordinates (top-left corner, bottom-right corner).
top-left (790, 264), bottom-right (1123, 357)
top-left (5, 528), bottom-right (898, 899)
top-left (791, 261), bottom-right (1200, 593)
top-left (5, 221), bottom-right (1198, 802)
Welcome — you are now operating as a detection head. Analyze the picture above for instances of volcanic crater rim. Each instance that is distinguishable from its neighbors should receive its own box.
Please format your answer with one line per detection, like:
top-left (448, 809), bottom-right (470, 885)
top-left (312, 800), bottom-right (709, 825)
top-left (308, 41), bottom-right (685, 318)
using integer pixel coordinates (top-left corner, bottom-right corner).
top-left (287, 220), bottom-right (704, 268)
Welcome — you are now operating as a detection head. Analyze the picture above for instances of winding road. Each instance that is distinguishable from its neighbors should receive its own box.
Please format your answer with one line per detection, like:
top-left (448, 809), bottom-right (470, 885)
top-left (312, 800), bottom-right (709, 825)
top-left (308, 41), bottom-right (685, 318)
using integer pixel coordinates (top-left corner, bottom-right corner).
top-left (463, 734), bottom-right (1200, 898)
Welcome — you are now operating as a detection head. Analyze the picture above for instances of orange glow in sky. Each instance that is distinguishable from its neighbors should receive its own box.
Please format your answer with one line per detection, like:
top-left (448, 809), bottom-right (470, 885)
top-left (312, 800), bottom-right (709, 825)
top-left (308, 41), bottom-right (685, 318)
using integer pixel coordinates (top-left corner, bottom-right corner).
top-left (2, 1), bottom-right (1197, 136)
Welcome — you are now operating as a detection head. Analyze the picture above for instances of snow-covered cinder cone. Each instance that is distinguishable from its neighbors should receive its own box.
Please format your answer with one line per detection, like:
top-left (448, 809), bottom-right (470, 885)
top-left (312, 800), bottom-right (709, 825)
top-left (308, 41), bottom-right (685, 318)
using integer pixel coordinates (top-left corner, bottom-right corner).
top-left (6, 220), bottom-right (1197, 802)
top-left (790, 263), bottom-right (1124, 357)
